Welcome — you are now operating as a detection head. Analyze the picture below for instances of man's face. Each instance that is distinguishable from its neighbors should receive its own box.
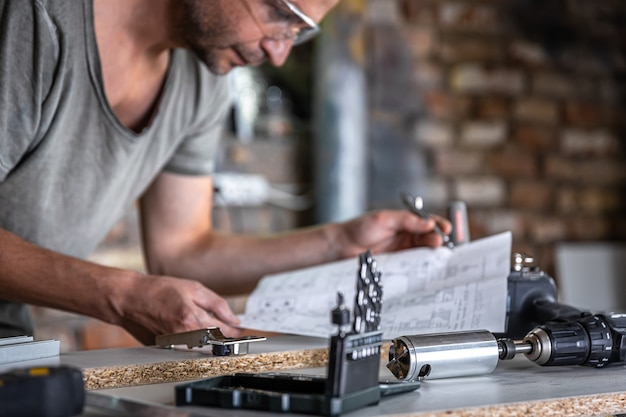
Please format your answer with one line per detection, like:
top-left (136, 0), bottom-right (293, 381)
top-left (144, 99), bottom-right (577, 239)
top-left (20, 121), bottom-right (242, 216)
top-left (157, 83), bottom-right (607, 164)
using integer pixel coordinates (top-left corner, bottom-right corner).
top-left (178, 0), bottom-right (338, 75)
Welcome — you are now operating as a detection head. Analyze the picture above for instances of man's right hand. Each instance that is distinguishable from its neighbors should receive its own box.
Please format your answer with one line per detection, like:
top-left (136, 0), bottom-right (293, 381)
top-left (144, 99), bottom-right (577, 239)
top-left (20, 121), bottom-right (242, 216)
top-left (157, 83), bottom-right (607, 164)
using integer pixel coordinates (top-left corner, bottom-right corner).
top-left (111, 273), bottom-right (242, 346)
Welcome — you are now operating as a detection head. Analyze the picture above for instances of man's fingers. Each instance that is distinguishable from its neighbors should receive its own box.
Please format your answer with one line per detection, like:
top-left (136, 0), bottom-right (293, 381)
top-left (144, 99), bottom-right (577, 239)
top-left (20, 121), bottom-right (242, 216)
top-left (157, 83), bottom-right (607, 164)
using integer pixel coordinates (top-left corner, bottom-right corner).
top-left (193, 288), bottom-right (241, 327)
top-left (431, 214), bottom-right (452, 235)
top-left (397, 210), bottom-right (452, 237)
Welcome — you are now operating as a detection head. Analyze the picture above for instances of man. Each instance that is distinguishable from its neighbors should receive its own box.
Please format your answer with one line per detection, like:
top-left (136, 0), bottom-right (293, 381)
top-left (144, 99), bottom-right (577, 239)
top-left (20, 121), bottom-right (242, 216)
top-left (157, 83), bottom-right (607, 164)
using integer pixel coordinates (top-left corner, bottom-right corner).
top-left (0, 0), bottom-right (450, 345)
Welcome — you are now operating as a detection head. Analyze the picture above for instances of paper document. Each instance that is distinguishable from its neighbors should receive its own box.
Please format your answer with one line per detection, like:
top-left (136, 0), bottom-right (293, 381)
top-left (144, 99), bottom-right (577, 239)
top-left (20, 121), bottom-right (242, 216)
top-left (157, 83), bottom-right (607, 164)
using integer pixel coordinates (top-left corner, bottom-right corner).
top-left (238, 232), bottom-right (511, 339)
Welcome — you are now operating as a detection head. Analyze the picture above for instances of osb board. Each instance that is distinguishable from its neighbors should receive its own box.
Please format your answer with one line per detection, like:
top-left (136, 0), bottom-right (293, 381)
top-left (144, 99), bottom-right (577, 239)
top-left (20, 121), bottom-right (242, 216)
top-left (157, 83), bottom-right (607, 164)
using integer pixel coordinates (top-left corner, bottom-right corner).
top-left (83, 347), bottom-right (329, 390)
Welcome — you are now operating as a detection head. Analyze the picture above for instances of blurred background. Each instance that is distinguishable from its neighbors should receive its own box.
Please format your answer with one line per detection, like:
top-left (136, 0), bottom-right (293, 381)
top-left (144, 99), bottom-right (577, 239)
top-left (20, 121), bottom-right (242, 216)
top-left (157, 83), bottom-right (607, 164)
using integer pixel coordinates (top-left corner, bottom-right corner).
top-left (31, 0), bottom-right (626, 350)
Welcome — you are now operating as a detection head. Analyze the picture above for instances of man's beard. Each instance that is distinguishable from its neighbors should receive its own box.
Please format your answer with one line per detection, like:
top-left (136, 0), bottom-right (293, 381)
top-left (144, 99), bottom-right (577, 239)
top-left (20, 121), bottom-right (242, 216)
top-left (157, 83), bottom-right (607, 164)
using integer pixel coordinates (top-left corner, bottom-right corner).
top-left (179, 0), bottom-right (229, 73)
top-left (179, 0), bottom-right (266, 74)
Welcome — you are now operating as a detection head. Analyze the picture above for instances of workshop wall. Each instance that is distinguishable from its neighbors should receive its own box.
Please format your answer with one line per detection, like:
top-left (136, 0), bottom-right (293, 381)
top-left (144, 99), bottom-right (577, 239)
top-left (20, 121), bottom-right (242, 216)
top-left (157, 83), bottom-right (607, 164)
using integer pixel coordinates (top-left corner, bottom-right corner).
top-left (366, 0), bottom-right (626, 277)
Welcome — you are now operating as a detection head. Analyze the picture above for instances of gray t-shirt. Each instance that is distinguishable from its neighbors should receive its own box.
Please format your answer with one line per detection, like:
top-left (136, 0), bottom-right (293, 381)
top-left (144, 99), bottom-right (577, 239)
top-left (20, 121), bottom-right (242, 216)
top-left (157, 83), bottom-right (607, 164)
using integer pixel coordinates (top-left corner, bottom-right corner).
top-left (0, 0), bottom-right (230, 336)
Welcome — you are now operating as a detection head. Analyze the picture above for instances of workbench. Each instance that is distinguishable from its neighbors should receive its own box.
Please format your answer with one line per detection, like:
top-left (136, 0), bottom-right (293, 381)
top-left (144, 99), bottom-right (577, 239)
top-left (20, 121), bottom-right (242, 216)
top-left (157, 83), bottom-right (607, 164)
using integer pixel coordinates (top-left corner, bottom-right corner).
top-left (55, 335), bottom-right (626, 417)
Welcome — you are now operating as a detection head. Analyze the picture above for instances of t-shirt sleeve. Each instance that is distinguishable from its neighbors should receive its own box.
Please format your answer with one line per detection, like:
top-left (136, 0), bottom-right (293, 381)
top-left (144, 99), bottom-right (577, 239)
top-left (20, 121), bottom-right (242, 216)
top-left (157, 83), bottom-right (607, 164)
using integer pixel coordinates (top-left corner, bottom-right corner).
top-left (163, 67), bottom-right (231, 176)
top-left (0, 1), bottom-right (60, 182)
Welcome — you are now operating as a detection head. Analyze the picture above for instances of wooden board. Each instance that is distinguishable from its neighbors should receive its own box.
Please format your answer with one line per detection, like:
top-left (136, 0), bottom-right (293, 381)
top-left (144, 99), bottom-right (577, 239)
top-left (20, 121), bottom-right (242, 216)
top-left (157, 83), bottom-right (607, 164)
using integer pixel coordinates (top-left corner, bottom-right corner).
top-left (61, 335), bottom-right (332, 390)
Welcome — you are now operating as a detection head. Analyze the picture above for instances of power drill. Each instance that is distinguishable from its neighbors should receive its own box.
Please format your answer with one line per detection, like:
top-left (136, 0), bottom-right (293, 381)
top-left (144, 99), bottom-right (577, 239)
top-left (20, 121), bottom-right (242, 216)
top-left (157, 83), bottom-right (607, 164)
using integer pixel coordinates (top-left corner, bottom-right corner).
top-left (497, 252), bottom-right (626, 367)
top-left (387, 255), bottom-right (626, 381)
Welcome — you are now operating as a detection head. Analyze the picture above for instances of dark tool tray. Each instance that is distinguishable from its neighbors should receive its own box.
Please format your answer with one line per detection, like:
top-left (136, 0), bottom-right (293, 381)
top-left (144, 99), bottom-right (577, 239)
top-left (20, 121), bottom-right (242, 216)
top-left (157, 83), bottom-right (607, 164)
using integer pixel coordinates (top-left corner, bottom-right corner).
top-left (175, 372), bottom-right (420, 416)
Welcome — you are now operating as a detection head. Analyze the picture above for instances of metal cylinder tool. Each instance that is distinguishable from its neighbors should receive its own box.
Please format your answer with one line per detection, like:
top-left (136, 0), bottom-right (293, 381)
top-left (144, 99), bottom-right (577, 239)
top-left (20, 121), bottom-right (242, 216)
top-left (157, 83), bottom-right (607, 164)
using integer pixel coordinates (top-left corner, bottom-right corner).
top-left (387, 330), bottom-right (500, 380)
top-left (387, 312), bottom-right (626, 382)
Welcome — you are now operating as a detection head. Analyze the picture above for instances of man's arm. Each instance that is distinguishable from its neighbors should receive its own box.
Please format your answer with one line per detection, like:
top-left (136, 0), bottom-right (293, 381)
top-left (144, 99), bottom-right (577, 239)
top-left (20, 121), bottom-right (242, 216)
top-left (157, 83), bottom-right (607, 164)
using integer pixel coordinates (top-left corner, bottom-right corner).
top-left (139, 172), bottom-right (450, 295)
top-left (0, 227), bottom-right (241, 344)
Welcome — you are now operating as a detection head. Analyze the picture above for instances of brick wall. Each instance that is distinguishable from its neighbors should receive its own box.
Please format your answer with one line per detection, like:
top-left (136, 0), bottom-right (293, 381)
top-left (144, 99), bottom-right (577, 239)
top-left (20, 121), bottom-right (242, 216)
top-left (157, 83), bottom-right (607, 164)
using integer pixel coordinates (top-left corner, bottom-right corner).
top-left (366, 0), bottom-right (626, 278)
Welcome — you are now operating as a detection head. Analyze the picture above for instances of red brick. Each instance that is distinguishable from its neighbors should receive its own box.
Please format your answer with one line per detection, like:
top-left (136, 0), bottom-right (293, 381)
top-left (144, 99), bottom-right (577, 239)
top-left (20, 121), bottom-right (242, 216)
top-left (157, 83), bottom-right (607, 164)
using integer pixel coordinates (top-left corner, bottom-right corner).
top-left (545, 156), bottom-right (626, 185)
top-left (513, 125), bottom-right (555, 152)
top-left (489, 69), bottom-right (526, 95)
top-left (514, 98), bottom-right (560, 124)
top-left (450, 65), bottom-right (525, 95)
top-left (544, 157), bottom-right (579, 181)
top-left (439, 3), bottom-right (504, 32)
top-left (509, 41), bottom-right (550, 68)
top-left (450, 64), bottom-right (489, 93)
top-left (510, 181), bottom-right (553, 210)
top-left (434, 149), bottom-right (484, 175)
top-left (489, 150), bottom-right (537, 178)
top-left (477, 96), bottom-right (511, 119)
top-left (528, 217), bottom-right (568, 244)
top-left (531, 72), bottom-right (578, 98)
top-left (555, 187), bottom-right (620, 215)
top-left (579, 188), bottom-right (622, 214)
top-left (563, 101), bottom-right (604, 127)
top-left (460, 121), bottom-right (507, 147)
top-left (414, 119), bottom-right (454, 147)
top-left (471, 210), bottom-right (525, 238)
top-left (567, 217), bottom-right (612, 241)
top-left (453, 177), bottom-right (507, 206)
top-left (439, 37), bottom-right (504, 63)
top-left (560, 128), bottom-right (620, 156)
top-left (421, 90), bottom-right (473, 120)
top-left (555, 188), bottom-right (578, 214)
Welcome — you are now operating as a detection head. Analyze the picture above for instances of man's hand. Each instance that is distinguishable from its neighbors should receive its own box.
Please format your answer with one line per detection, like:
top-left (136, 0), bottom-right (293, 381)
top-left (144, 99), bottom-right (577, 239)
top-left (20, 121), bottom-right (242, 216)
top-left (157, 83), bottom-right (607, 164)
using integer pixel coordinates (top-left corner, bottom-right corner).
top-left (331, 210), bottom-right (452, 259)
top-left (112, 273), bottom-right (242, 345)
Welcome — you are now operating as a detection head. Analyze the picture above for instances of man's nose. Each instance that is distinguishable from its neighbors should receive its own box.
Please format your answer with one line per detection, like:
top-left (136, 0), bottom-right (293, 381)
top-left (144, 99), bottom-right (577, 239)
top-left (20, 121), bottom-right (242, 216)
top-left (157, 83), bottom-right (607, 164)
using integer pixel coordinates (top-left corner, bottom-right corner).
top-left (260, 38), bottom-right (293, 67)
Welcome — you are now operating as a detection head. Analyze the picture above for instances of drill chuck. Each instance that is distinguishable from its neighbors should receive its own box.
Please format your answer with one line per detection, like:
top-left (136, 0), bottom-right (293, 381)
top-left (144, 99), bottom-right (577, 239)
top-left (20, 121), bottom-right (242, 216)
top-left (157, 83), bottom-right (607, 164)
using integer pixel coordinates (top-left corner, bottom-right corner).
top-left (497, 314), bottom-right (617, 367)
top-left (521, 315), bottom-right (613, 367)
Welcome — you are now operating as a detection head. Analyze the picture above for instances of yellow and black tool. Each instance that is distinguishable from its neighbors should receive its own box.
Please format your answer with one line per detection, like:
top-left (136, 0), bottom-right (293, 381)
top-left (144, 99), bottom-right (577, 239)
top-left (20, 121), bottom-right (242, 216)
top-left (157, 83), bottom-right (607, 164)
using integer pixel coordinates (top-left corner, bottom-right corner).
top-left (0, 366), bottom-right (84, 417)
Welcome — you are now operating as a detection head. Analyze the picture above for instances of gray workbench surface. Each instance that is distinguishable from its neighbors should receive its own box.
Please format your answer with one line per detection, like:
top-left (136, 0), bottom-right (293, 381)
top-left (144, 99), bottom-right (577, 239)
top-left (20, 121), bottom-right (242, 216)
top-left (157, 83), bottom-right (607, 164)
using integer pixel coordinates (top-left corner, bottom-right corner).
top-left (79, 353), bottom-right (626, 417)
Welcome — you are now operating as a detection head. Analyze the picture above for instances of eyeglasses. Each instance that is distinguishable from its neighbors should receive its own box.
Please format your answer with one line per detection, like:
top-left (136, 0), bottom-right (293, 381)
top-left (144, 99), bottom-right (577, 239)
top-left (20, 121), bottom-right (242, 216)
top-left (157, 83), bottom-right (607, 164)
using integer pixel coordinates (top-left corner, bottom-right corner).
top-left (246, 0), bottom-right (322, 46)
top-left (275, 0), bottom-right (320, 45)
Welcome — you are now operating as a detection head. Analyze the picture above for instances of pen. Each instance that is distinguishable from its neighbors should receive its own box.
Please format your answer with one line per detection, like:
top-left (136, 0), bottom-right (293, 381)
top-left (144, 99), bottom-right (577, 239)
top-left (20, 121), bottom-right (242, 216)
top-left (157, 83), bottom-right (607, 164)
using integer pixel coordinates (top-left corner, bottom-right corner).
top-left (401, 192), bottom-right (453, 248)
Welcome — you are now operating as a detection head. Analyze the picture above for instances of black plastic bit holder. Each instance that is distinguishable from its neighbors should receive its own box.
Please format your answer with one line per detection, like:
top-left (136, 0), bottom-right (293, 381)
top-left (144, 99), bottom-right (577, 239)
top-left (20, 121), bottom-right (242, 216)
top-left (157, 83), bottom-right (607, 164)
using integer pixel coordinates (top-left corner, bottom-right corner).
top-left (174, 251), bottom-right (419, 416)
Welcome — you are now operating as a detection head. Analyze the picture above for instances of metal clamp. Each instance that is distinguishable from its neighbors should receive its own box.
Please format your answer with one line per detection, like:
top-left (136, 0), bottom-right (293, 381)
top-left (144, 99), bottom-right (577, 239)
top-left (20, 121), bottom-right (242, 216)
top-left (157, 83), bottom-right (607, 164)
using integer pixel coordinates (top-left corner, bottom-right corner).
top-left (155, 327), bottom-right (266, 356)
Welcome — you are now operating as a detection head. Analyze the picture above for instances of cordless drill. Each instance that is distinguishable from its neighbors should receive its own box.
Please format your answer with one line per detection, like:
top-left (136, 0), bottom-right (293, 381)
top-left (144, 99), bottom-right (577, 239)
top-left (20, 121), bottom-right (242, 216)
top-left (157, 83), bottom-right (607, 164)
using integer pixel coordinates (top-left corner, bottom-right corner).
top-left (498, 253), bottom-right (626, 367)
top-left (387, 255), bottom-right (626, 381)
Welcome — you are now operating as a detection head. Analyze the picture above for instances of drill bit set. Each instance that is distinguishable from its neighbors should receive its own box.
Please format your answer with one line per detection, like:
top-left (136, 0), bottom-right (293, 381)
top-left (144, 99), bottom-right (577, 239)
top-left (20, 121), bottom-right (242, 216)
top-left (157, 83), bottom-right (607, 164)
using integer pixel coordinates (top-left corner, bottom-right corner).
top-left (174, 250), bottom-right (419, 416)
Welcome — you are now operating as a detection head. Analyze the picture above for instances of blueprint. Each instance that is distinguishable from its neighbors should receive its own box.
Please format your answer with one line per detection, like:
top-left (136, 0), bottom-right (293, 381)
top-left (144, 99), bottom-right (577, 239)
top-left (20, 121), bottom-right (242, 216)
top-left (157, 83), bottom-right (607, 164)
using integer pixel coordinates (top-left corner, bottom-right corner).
top-left (238, 232), bottom-right (512, 340)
